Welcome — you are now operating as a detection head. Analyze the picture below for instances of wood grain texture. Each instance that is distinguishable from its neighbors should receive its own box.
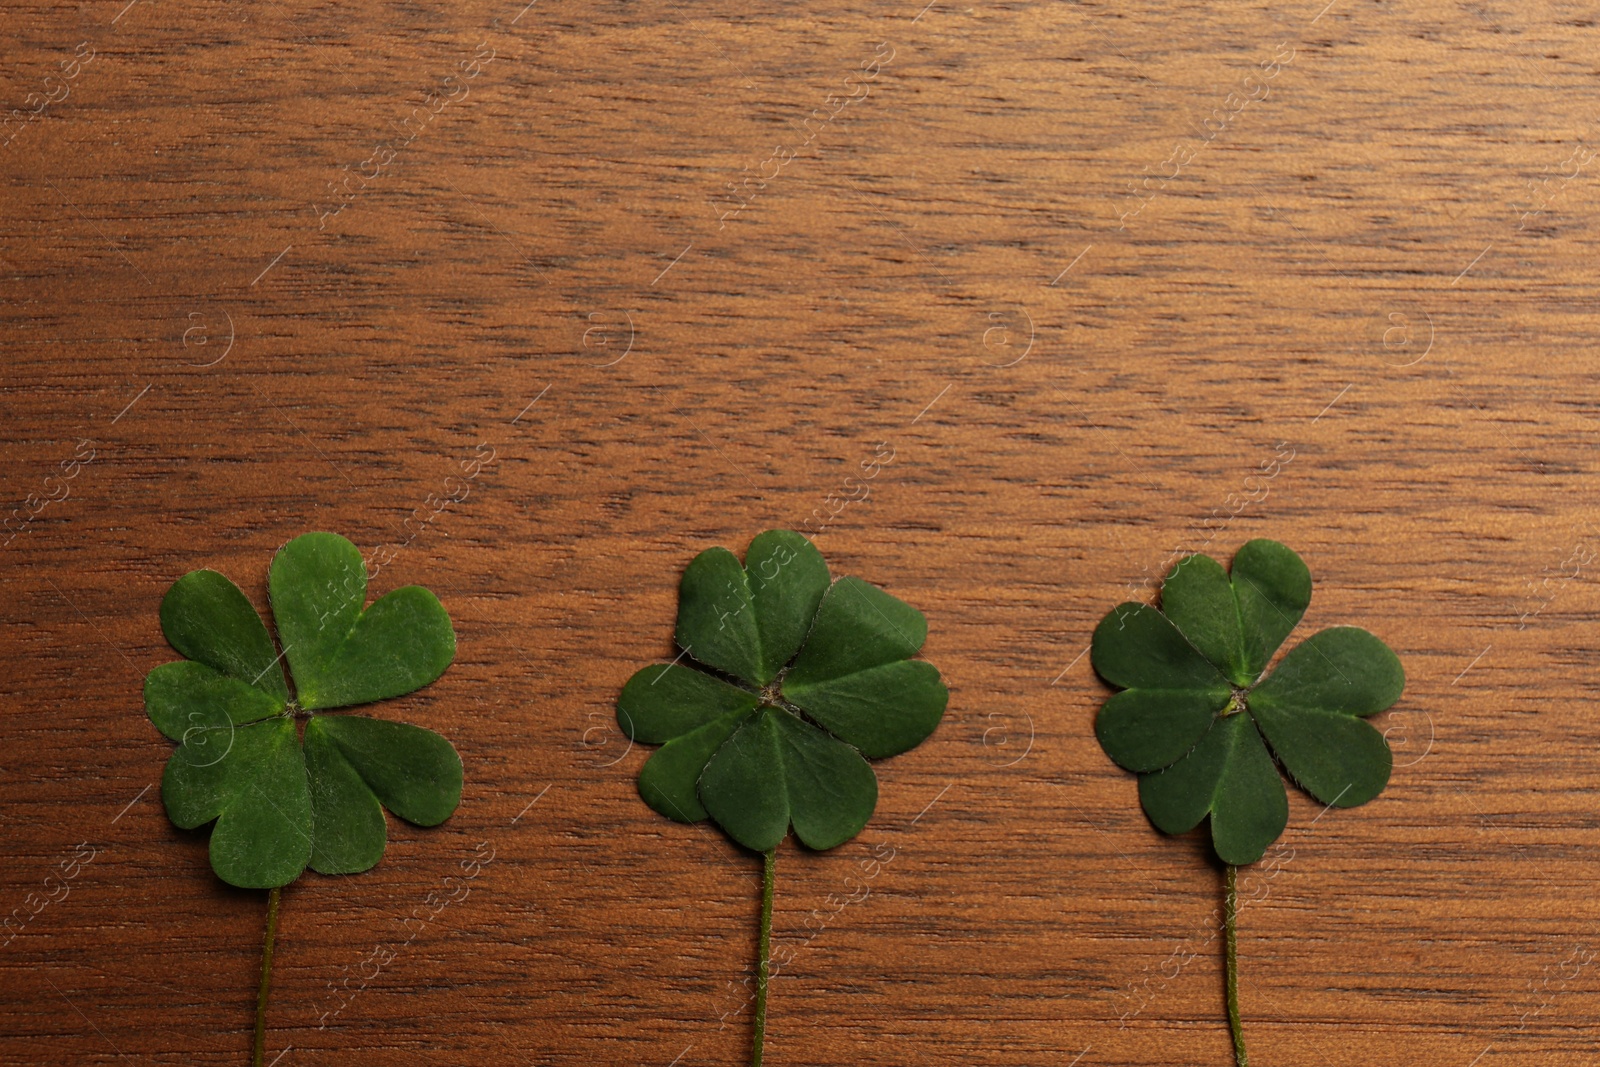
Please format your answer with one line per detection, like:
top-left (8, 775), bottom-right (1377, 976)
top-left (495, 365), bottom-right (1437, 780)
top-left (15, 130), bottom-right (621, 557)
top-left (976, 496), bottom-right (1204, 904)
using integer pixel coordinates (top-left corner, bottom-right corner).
top-left (4, 0), bottom-right (1600, 1063)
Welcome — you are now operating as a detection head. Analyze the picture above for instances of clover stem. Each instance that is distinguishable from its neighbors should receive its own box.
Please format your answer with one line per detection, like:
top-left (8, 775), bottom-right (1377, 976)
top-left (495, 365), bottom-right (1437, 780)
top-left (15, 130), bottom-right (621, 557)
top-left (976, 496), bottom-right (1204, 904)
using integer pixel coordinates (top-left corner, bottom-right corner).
top-left (253, 886), bottom-right (282, 1067)
top-left (1225, 864), bottom-right (1247, 1067)
top-left (752, 846), bottom-right (776, 1067)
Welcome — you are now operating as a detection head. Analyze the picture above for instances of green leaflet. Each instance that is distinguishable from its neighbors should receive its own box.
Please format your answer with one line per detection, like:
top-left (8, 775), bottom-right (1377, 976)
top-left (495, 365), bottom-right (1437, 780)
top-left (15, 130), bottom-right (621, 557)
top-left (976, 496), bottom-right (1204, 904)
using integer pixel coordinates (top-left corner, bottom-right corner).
top-left (145, 660), bottom-right (285, 742)
top-left (304, 719), bottom-right (387, 876)
top-left (638, 707), bottom-right (755, 823)
top-left (619, 531), bottom-right (945, 852)
top-left (1137, 713), bottom-right (1288, 865)
top-left (160, 569), bottom-right (290, 702)
top-left (785, 659), bottom-right (948, 759)
top-left (1153, 538), bottom-right (1310, 687)
top-left (1092, 540), bottom-right (1406, 864)
top-left (620, 663), bottom-right (761, 823)
top-left (1158, 554), bottom-right (1247, 681)
top-left (310, 715), bottom-right (462, 827)
top-left (675, 530), bottom-right (831, 687)
top-left (700, 707), bottom-right (878, 852)
top-left (618, 663), bottom-right (760, 744)
top-left (301, 715), bottom-right (463, 875)
top-left (785, 577), bottom-right (928, 687)
top-left (1249, 627), bottom-right (1403, 807)
top-left (746, 530), bottom-right (833, 682)
top-left (145, 532), bottom-right (463, 889)
top-left (268, 531), bottom-right (367, 694)
top-left (1231, 539), bottom-right (1313, 682)
top-left (269, 533), bottom-right (455, 711)
top-left (1096, 686), bottom-right (1231, 774)
top-left (1091, 602), bottom-right (1228, 691)
top-left (162, 717), bottom-right (312, 889)
top-left (1089, 599), bottom-right (1231, 773)
top-left (1249, 626), bottom-right (1405, 717)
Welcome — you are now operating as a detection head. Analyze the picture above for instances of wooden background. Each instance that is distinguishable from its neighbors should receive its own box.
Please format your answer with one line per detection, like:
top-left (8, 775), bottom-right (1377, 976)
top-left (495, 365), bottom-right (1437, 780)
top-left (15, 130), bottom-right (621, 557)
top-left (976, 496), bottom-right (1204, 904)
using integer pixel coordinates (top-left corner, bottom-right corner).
top-left (4, 0), bottom-right (1600, 1063)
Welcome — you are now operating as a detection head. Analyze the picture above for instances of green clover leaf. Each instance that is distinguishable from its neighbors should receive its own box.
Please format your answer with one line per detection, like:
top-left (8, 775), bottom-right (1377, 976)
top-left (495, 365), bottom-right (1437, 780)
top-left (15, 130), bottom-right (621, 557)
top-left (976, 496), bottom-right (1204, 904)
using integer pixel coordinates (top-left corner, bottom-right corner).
top-left (616, 530), bottom-right (947, 1066)
top-left (145, 532), bottom-right (462, 889)
top-left (1091, 539), bottom-right (1406, 1066)
top-left (617, 529), bottom-right (947, 852)
top-left (1093, 539), bottom-right (1403, 865)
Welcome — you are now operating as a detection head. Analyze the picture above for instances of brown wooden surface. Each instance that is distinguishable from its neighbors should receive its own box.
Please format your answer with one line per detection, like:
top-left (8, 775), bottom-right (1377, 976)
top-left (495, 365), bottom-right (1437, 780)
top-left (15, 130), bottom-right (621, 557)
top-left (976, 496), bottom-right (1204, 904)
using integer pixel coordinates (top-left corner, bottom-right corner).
top-left (4, 0), bottom-right (1600, 1064)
